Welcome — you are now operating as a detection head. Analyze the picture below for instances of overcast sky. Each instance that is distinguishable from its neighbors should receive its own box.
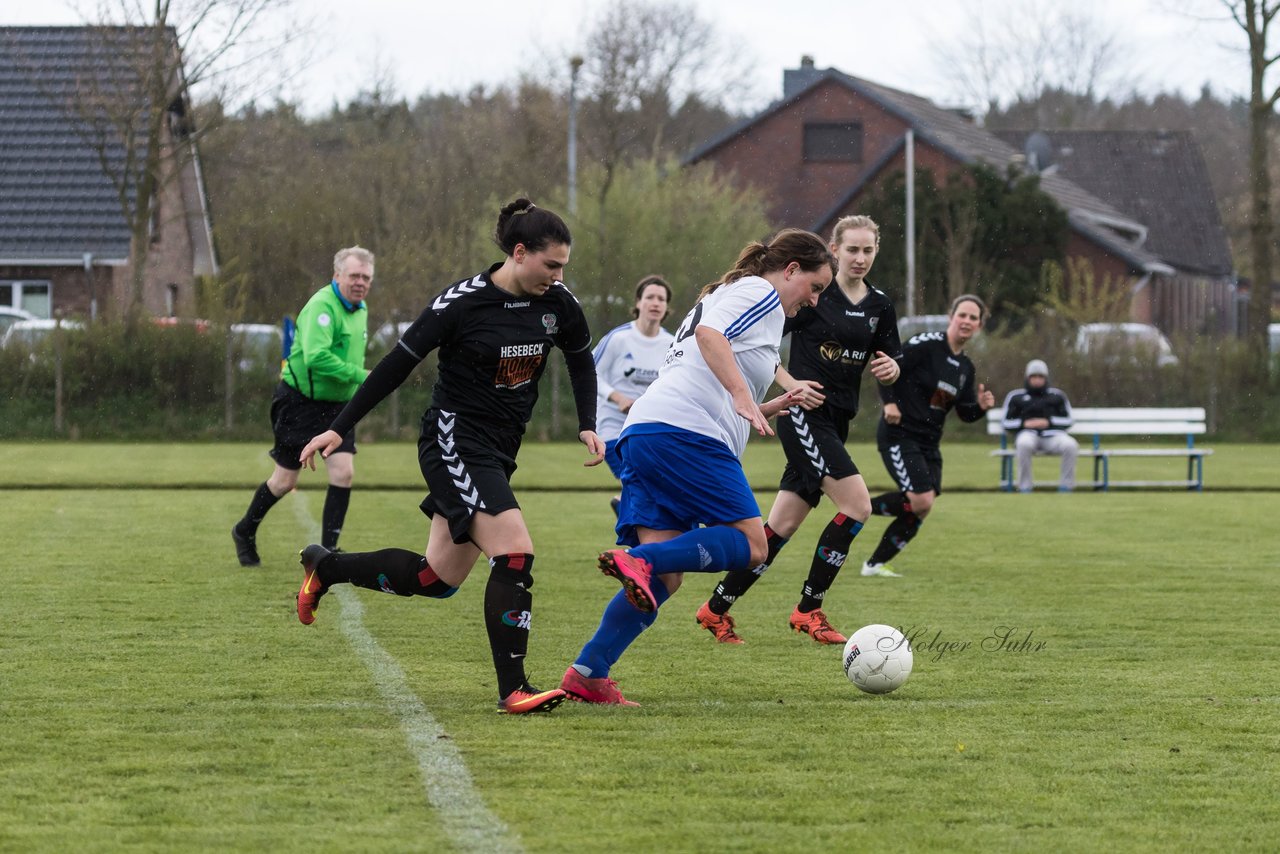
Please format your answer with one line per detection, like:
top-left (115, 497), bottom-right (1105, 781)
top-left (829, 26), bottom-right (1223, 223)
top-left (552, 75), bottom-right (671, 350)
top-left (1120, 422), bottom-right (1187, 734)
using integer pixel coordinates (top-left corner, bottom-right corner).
top-left (0, 0), bottom-right (1250, 114)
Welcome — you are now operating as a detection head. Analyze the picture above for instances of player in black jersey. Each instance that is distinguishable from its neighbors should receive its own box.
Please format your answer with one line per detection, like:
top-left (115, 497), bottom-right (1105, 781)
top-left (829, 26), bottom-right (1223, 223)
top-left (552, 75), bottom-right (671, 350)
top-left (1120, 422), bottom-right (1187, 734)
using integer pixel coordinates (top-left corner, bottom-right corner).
top-left (294, 199), bottom-right (605, 715)
top-left (860, 294), bottom-right (996, 577)
top-left (696, 215), bottom-right (902, 645)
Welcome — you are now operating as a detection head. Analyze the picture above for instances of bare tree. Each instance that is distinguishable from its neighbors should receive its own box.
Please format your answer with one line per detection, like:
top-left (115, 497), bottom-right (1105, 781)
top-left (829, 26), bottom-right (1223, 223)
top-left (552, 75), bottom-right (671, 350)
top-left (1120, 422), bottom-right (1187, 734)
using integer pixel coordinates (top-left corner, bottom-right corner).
top-left (577, 0), bottom-right (750, 203)
top-left (934, 0), bottom-right (1133, 118)
top-left (1216, 0), bottom-right (1280, 365)
top-left (31, 1), bottom-right (298, 317)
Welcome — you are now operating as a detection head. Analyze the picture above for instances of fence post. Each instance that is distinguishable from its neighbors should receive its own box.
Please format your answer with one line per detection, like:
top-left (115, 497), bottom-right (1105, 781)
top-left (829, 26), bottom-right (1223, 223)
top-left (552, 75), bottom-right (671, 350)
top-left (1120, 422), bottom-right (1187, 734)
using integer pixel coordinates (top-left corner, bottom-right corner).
top-left (53, 315), bottom-right (64, 434)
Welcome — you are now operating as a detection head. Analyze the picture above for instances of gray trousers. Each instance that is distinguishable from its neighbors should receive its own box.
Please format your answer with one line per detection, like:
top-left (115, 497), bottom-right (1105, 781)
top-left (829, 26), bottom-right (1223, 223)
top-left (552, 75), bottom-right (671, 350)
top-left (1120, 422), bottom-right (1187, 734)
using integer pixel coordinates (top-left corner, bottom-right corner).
top-left (1014, 430), bottom-right (1079, 491)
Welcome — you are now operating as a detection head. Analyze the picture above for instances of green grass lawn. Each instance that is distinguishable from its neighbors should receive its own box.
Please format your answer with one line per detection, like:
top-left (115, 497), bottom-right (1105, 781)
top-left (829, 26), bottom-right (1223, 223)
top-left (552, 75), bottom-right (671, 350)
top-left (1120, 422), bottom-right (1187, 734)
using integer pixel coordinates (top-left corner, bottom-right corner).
top-left (2, 445), bottom-right (1278, 852)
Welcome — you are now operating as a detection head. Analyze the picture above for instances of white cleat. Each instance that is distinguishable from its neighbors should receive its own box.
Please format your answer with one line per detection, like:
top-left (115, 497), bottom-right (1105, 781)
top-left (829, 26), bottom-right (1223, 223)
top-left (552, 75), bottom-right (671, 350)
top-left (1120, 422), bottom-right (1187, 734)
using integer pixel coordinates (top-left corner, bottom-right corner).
top-left (861, 562), bottom-right (903, 578)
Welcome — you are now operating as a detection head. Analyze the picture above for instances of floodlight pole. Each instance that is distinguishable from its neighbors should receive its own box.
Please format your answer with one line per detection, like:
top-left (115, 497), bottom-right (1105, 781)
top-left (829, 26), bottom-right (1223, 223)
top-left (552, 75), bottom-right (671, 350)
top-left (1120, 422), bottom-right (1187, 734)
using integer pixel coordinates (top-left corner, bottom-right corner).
top-left (905, 129), bottom-right (917, 318)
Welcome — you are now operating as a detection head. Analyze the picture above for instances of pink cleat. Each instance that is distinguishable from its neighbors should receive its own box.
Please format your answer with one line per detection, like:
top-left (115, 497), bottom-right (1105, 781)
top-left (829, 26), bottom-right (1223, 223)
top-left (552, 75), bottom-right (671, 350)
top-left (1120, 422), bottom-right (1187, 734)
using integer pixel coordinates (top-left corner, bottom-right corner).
top-left (597, 549), bottom-right (657, 612)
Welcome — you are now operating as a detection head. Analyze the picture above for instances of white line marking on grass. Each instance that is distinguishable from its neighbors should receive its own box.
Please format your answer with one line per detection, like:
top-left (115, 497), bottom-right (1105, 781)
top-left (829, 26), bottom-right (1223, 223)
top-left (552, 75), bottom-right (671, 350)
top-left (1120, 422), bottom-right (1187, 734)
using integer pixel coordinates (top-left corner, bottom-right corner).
top-left (292, 495), bottom-right (523, 853)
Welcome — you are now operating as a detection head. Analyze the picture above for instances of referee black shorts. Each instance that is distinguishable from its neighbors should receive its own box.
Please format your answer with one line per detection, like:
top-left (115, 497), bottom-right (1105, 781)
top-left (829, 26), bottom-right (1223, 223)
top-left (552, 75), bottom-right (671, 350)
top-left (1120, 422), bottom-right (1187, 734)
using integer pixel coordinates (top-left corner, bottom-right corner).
top-left (776, 405), bottom-right (860, 508)
top-left (417, 408), bottom-right (523, 545)
top-left (268, 382), bottom-right (356, 470)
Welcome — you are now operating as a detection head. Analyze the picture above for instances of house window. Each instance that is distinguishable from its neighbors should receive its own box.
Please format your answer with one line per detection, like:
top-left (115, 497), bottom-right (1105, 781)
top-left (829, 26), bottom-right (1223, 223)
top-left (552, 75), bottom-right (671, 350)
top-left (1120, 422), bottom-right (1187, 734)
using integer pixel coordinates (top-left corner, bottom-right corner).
top-left (166, 283), bottom-right (179, 317)
top-left (803, 122), bottom-right (863, 162)
top-left (0, 280), bottom-right (52, 318)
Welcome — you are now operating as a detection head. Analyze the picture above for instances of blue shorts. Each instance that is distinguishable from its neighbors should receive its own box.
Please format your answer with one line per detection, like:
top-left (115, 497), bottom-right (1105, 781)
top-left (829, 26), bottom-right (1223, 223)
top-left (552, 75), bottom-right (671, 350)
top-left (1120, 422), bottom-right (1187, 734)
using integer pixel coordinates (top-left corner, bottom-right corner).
top-left (603, 438), bottom-right (624, 480)
top-left (614, 424), bottom-right (761, 547)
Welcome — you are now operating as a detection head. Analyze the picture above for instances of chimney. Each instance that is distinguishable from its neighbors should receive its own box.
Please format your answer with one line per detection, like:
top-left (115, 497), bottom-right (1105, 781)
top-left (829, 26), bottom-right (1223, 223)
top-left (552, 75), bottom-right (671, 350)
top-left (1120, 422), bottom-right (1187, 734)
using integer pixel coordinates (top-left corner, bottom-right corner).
top-left (783, 55), bottom-right (822, 99)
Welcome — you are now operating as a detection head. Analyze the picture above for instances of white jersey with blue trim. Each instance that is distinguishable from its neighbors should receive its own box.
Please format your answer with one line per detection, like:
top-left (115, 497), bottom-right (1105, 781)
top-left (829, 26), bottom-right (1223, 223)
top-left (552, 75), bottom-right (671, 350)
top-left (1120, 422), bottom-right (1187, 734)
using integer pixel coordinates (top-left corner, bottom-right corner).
top-left (624, 275), bottom-right (783, 457)
top-left (593, 320), bottom-right (676, 442)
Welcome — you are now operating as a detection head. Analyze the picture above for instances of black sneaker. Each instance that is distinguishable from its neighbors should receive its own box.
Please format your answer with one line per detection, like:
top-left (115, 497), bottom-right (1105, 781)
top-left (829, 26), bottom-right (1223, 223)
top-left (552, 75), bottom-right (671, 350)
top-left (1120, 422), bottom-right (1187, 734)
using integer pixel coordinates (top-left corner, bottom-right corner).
top-left (232, 524), bottom-right (261, 567)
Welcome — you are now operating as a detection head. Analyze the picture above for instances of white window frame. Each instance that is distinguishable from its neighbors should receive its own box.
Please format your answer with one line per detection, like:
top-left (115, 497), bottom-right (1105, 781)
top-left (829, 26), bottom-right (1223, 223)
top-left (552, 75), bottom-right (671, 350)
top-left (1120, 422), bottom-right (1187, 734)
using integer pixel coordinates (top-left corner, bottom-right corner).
top-left (0, 280), bottom-right (53, 318)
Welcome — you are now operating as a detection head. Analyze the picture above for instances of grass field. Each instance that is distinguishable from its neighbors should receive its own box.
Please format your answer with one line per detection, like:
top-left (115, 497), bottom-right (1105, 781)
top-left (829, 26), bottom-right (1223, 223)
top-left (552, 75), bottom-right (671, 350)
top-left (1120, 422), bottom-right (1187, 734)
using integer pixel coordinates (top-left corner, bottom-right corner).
top-left (2, 442), bottom-right (1278, 852)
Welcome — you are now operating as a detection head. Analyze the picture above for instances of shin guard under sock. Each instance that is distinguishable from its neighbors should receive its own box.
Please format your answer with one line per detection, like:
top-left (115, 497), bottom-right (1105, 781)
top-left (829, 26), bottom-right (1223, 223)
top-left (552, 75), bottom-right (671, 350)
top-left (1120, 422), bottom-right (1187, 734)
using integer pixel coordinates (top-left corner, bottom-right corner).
top-left (238, 482), bottom-right (282, 534)
top-left (484, 554), bottom-right (535, 698)
top-left (573, 580), bottom-right (673, 678)
top-left (321, 485), bottom-right (351, 549)
top-left (631, 526), bottom-right (752, 576)
top-left (870, 491), bottom-right (911, 518)
top-left (321, 548), bottom-right (457, 597)
top-left (867, 514), bottom-right (922, 566)
top-left (707, 524), bottom-right (788, 615)
top-left (798, 514), bottom-right (863, 612)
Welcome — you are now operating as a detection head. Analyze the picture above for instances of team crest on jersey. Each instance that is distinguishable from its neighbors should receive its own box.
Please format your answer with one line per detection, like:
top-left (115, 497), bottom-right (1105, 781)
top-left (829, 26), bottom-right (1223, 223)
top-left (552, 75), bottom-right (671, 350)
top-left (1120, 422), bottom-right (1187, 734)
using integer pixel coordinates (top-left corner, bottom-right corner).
top-left (542, 313), bottom-right (559, 334)
top-left (868, 317), bottom-right (879, 332)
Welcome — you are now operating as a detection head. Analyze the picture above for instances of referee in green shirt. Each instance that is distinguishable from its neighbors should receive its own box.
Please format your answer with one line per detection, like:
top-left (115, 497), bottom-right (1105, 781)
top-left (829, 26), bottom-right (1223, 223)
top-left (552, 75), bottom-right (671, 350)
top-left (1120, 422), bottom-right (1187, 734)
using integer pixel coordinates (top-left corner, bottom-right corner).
top-left (232, 247), bottom-right (373, 566)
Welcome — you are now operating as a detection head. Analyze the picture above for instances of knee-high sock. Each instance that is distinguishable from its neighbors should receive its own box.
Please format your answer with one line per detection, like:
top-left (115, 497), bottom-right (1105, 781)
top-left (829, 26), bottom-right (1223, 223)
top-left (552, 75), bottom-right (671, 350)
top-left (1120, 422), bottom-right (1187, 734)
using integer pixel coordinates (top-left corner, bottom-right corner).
top-left (573, 581), bottom-right (673, 679)
top-left (319, 548), bottom-right (457, 598)
top-left (798, 514), bottom-right (863, 613)
top-left (484, 553), bottom-right (535, 699)
top-left (870, 491), bottom-right (911, 517)
top-left (321, 485), bottom-right (351, 549)
top-left (866, 514), bottom-right (922, 565)
top-left (630, 526), bottom-right (751, 576)
top-left (237, 482), bottom-right (282, 535)
top-left (706, 524), bottom-right (788, 615)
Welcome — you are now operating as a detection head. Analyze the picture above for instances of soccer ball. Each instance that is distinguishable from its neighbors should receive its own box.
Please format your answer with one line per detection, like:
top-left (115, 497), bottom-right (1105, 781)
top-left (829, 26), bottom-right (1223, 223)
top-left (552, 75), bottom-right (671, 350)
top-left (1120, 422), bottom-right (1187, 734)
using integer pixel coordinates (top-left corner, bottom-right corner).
top-left (842, 624), bottom-right (913, 694)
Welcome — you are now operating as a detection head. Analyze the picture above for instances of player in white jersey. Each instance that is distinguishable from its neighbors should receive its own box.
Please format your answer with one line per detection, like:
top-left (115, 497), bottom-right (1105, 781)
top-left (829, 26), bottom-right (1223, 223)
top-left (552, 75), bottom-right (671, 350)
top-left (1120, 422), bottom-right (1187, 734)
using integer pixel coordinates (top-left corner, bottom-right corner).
top-left (594, 275), bottom-right (676, 513)
top-left (560, 229), bottom-right (837, 706)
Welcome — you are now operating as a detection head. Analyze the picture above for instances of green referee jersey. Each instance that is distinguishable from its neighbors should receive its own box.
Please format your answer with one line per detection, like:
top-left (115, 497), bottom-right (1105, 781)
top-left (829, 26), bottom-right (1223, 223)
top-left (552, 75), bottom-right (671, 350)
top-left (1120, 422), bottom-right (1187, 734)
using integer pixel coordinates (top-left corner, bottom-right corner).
top-left (282, 282), bottom-right (370, 402)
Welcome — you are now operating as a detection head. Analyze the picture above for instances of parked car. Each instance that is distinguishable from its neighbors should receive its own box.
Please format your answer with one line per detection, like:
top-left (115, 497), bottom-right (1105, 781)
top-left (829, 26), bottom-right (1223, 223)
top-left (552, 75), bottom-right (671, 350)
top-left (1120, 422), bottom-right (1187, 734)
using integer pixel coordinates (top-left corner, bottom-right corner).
top-left (0, 306), bottom-right (36, 337)
top-left (897, 314), bottom-right (950, 341)
top-left (230, 322), bottom-right (286, 373)
top-left (0, 318), bottom-right (86, 354)
top-left (1074, 322), bottom-right (1179, 368)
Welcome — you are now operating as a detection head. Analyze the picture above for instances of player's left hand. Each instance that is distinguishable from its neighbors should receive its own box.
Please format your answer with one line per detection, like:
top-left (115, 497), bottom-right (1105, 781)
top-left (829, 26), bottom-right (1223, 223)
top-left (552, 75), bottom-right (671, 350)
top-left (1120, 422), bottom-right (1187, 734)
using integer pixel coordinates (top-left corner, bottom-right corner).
top-left (977, 383), bottom-right (995, 410)
top-left (579, 430), bottom-right (606, 466)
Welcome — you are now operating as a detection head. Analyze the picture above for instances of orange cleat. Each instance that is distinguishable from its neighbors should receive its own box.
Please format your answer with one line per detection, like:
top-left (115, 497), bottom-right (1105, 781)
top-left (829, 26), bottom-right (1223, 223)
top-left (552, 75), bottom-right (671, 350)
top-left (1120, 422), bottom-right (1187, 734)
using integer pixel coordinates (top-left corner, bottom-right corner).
top-left (788, 607), bottom-right (846, 645)
top-left (695, 601), bottom-right (744, 644)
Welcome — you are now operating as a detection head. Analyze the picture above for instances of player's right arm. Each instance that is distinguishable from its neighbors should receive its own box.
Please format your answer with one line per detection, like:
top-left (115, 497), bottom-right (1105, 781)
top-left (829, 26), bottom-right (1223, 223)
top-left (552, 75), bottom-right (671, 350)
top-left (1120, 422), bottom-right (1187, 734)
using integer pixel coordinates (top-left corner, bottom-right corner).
top-left (696, 325), bottom-right (772, 436)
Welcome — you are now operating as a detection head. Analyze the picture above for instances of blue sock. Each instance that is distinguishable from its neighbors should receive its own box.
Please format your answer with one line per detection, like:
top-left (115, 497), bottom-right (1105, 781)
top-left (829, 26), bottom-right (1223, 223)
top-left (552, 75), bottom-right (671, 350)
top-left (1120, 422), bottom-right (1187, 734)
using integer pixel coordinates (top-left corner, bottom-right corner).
top-left (573, 581), bottom-right (673, 678)
top-left (630, 526), bottom-right (752, 575)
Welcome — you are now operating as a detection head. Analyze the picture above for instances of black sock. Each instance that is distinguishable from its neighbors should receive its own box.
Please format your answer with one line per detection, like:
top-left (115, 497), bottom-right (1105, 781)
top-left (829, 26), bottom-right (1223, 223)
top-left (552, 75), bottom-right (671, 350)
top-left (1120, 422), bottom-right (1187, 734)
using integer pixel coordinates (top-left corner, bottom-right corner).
top-left (237, 482), bottom-right (282, 535)
top-left (867, 513), bottom-right (922, 565)
top-left (321, 485), bottom-right (351, 549)
top-left (798, 513), bottom-right (863, 612)
top-left (870, 491), bottom-right (910, 517)
top-left (707, 524), bottom-right (788, 615)
top-left (484, 553), bottom-right (535, 699)
top-left (321, 548), bottom-right (454, 597)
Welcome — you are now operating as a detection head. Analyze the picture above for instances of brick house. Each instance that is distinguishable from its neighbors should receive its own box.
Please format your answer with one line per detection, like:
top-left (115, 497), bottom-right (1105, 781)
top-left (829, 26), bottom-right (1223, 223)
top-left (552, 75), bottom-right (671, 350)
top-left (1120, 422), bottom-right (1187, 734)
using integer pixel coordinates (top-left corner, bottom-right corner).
top-left (685, 58), bottom-right (1238, 336)
top-left (0, 26), bottom-right (217, 321)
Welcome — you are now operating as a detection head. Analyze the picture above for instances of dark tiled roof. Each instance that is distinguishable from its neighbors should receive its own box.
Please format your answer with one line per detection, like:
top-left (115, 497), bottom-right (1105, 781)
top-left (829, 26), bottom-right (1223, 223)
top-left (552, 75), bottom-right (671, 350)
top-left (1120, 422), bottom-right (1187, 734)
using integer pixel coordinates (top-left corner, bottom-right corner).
top-left (686, 67), bottom-right (1170, 273)
top-left (0, 26), bottom-right (160, 261)
top-left (995, 130), bottom-right (1233, 277)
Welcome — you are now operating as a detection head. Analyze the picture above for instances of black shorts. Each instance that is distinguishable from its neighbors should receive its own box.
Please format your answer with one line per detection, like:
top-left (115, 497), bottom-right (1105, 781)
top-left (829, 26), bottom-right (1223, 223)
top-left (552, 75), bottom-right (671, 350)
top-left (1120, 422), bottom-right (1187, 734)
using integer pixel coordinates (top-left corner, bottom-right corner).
top-left (418, 408), bottom-right (523, 545)
top-left (776, 405), bottom-right (860, 508)
top-left (268, 382), bottom-right (356, 470)
top-left (878, 435), bottom-right (943, 496)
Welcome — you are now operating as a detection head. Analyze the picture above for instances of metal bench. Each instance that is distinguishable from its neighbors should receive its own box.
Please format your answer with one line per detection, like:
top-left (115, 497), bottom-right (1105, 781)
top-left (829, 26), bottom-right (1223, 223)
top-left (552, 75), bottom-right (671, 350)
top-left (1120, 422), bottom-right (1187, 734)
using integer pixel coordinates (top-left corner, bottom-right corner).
top-left (986, 407), bottom-right (1212, 491)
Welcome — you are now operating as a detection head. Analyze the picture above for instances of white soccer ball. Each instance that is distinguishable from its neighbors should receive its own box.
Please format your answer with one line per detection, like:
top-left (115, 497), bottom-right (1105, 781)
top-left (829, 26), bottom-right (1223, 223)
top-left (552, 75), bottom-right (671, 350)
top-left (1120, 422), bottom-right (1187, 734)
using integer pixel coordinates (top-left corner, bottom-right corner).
top-left (842, 624), bottom-right (913, 694)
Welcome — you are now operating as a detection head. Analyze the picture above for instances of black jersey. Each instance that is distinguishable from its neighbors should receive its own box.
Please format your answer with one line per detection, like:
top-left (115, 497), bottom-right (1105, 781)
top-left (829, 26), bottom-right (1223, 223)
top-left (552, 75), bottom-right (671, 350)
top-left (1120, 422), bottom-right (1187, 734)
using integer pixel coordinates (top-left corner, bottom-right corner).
top-left (784, 282), bottom-right (901, 417)
top-left (877, 331), bottom-right (985, 446)
top-left (329, 264), bottom-right (595, 441)
top-left (399, 265), bottom-right (592, 433)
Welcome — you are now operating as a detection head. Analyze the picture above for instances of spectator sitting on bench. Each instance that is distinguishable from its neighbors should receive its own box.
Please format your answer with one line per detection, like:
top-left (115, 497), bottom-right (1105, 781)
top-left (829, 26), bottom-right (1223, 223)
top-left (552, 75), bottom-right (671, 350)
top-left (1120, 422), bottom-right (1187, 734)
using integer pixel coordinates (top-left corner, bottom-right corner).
top-left (1001, 359), bottom-right (1079, 493)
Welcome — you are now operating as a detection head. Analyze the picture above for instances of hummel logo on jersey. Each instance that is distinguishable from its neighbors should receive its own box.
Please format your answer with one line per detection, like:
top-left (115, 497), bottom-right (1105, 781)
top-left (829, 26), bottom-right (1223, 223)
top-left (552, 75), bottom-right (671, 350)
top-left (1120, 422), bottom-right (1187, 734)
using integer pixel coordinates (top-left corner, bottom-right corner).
top-left (817, 546), bottom-right (847, 567)
top-left (845, 310), bottom-right (866, 317)
top-left (697, 545), bottom-right (713, 570)
top-left (504, 300), bottom-right (530, 308)
top-left (946, 356), bottom-right (960, 367)
top-left (502, 610), bottom-right (532, 629)
top-left (431, 275), bottom-right (485, 311)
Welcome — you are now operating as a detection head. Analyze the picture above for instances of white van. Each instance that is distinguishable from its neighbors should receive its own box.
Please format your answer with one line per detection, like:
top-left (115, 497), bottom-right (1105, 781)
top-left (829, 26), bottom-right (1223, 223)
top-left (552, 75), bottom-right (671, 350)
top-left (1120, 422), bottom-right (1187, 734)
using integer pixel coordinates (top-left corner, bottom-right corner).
top-left (1074, 322), bottom-right (1179, 368)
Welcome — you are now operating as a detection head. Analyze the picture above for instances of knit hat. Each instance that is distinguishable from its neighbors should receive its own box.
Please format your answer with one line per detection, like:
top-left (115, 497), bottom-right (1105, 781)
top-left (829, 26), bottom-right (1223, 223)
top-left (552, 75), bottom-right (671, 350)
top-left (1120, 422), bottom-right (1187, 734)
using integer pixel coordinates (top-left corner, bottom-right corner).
top-left (1025, 359), bottom-right (1049, 378)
